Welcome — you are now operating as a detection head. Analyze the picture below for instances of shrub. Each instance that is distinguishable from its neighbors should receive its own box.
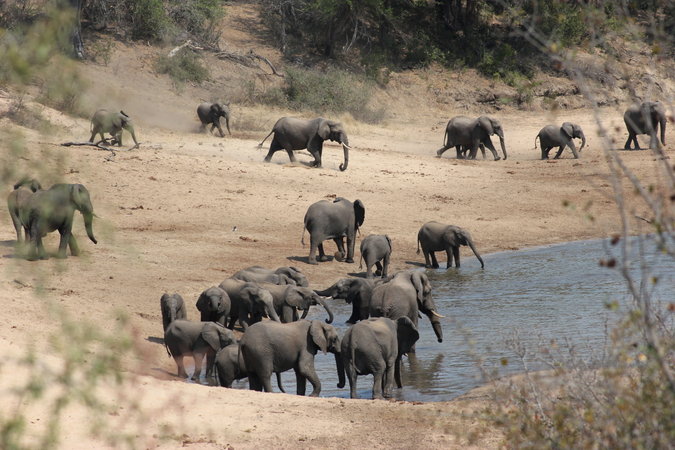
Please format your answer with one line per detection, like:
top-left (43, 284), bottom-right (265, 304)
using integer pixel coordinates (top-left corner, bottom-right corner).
top-left (129, 0), bottom-right (168, 42)
top-left (155, 49), bottom-right (209, 86)
top-left (166, 0), bottom-right (224, 47)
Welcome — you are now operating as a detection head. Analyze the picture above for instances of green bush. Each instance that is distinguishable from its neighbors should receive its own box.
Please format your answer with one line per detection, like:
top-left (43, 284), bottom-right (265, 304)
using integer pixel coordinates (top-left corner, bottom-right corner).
top-left (155, 49), bottom-right (209, 86)
top-left (167, 0), bottom-right (224, 46)
top-left (130, 0), bottom-right (168, 41)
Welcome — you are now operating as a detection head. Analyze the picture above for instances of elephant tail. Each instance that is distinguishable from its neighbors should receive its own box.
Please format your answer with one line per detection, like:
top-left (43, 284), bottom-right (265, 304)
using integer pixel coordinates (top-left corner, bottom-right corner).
top-left (258, 130), bottom-right (274, 148)
top-left (276, 372), bottom-right (286, 393)
top-left (301, 226), bottom-right (306, 247)
top-left (164, 342), bottom-right (172, 358)
top-left (416, 237), bottom-right (421, 255)
top-left (534, 134), bottom-right (539, 149)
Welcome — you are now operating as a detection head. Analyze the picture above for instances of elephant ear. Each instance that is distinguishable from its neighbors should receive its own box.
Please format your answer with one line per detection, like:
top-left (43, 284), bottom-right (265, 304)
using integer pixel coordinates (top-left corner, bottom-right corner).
top-left (477, 116), bottom-right (495, 135)
top-left (200, 323), bottom-right (222, 352)
top-left (69, 184), bottom-right (88, 211)
top-left (353, 200), bottom-right (365, 231)
top-left (309, 320), bottom-right (328, 354)
top-left (410, 271), bottom-right (431, 303)
top-left (396, 317), bottom-right (420, 354)
top-left (285, 288), bottom-right (310, 309)
top-left (215, 288), bottom-right (229, 313)
top-left (195, 292), bottom-right (208, 312)
top-left (561, 122), bottom-right (574, 139)
top-left (317, 120), bottom-right (331, 141)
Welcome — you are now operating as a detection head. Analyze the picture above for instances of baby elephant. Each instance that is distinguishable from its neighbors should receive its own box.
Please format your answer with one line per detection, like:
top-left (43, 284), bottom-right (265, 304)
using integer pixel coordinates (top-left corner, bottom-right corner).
top-left (340, 317), bottom-right (419, 399)
top-left (359, 234), bottom-right (392, 279)
top-left (214, 343), bottom-right (285, 392)
top-left (164, 320), bottom-right (235, 380)
top-left (195, 286), bottom-right (230, 327)
top-left (7, 178), bottom-right (42, 243)
top-left (535, 122), bottom-right (586, 159)
top-left (160, 293), bottom-right (187, 332)
top-left (89, 109), bottom-right (139, 146)
top-left (197, 102), bottom-right (231, 137)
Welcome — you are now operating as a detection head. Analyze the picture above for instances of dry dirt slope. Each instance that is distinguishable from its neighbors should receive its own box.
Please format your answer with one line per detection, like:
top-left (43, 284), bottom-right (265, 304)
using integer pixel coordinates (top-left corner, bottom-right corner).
top-left (0, 2), bottom-right (673, 449)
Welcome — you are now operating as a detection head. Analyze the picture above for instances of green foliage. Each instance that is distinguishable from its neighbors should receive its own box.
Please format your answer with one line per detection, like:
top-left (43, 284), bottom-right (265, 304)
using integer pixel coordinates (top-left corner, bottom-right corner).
top-left (167, 0), bottom-right (224, 46)
top-left (155, 49), bottom-right (209, 86)
top-left (129, 0), bottom-right (169, 41)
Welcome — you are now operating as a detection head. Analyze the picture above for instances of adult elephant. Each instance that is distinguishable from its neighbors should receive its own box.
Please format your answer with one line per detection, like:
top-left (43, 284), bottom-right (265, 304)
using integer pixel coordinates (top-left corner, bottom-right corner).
top-left (197, 102), bottom-right (231, 137)
top-left (258, 117), bottom-right (351, 170)
top-left (89, 109), bottom-right (139, 146)
top-left (340, 317), bottom-right (419, 399)
top-left (259, 283), bottom-right (334, 324)
top-left (436, 115), bottom-right (507, 161)
top-left (195, 286), bottom-right (230, 327)
top-left (315, 277), bottom-right (386, 324)
top-left (21, 183), bottom-right (97, 260)
top-left (160, 293), bottom-right (187, 332)
top-left (303, 197), bottom-right (365, 265)
top-left (232, 266), bottom-right (308, 287)
top-left (218, 278), bottom-right (279, 330)
top-left (215, 343), bottom-right (285, 392)
top-left (164, 320), bottom-right (235, 379)
top-left (370, 270), bottom-right (444, 345)
top-left (535, 122), bottom-right (586, 159)
top-left (417, 221), bottom-right (484, 269)
top-left (7, 178), bottom-right (42, 243)
top-left (624, 101), bottom-right (667, 150)
top-left (240, 319), bottom-right (345, 396)
top-left (359, 234), bottom-right (392, 279)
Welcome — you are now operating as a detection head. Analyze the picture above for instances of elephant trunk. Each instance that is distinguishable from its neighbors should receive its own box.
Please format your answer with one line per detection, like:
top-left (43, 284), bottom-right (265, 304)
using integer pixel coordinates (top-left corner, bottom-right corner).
top-left (127, 124), bottom-right (139, 145)
top-left (497, 131), bottom-right (507, 160)
top-left (314, 284), bottom-right (337, 298)
top-left (316, 296), bottom-right (334, 324)
top-left (394, 356), bottom-right (403, 388)
top-left (428, 313), bottom-right (443, 343)
top-left (225, 115), bottom-right (231, 135)
top-left (335, 352), bottom-right (345, 389)
top-left (82, 211), bottom-right (97, 244)
top-left (339, 143), bottom-right (349, 171)
top-left (262, 292), bottom-right (281, 322)
top-left (659, 115), bottom-right (666, 145)
top-left (579, 131), bottom-right (586, 151)
top-left (467, 238), bottom-right (484, 268)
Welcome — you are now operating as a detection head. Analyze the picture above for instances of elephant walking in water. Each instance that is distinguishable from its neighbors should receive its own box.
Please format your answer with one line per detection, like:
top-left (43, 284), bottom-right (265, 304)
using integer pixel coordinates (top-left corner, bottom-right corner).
top-left (417, 221), bottom-right (484, 269)
top-left (258, 117), bottom-right (351, 170)
top-left (535, 122), bottom-right (586, 159)
top-left (436, 115), bottom-right (507, 160)
top-left (623, 101), bottom-right (667, 150)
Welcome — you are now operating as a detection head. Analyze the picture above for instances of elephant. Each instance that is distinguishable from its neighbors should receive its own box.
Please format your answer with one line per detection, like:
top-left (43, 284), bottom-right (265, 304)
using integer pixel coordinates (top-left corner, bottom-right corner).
top-left (417, 221), bottom-right (484, 269)
top-left (197, 102), bottom-right (231, 137)
top-left (89, 109), bottom-right (139, 146)
top-left (20, 183), bottom-right (97, 260)
top-left (370, 270), bottom-right (444, 345)
top-left (302, 197), bottom-right (365, 265)
top-left (164, 320), bottom-right (235, 379)
top-left (340, 317), bottom-right (419, 399)
top-left (214, 343), bottom-right (285, 392)
top-left (624, 101), bottom-right (667, 150)
top-left (436, 115), bottom-right (507, 161)
top-left (535, 122), bottom-right (586, 159)
top-left (315, 277), bottom-right (387, 324)
top-left (218, 278), bottom-right (280, 330)
top-left (231, 266), bottom-right (309, 287)
top-left (195, 286), bottom-right (230, 327)
top-left (160, 293), bottom-right (188, 332)
top-left (259, 283), bottom-right (334, 324)
top-left (258, 117), bottom-right (351, 170)
top-left (7, 178), bottom-right (42, 243)
top-left (359, 234), bottom-right (392, 279)
top-left (240, 319), bottom-right (345, 396)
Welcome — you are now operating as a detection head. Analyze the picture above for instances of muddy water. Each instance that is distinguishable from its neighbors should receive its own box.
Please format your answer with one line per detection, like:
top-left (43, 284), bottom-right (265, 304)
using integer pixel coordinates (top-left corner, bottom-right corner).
top-left (228, 237), bottom-right (674, 401)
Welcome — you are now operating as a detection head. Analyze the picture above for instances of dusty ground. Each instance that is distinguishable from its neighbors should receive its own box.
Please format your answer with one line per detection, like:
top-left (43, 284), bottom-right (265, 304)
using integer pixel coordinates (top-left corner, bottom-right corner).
top-left (0, 2), bottom-right (673, 448)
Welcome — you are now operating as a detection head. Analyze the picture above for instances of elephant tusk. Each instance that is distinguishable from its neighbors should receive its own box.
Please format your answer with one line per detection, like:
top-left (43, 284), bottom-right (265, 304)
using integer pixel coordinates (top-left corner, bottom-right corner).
top-left (431, 310), bottom-right (445, 318)
top-left (342, 143), bottom-right (352, 150)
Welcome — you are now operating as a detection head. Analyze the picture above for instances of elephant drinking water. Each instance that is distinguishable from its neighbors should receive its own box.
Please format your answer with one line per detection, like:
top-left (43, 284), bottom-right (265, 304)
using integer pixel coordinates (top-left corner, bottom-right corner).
top-left (417, 221), bottom-right (484, 269)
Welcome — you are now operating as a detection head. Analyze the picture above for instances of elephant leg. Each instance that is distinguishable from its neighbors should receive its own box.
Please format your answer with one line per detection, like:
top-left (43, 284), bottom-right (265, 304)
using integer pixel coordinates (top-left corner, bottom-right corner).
top-left (213, 122), bottom-right (225, 138)
top-left (261, 372), bottom-right (274, 393)
top-left (308, 237), bottom-right (320, 265)
top-left (248, 373), bottom-right (263, 391)
top-left (317, 242), bottom-right (329, 262)
top-left (435, 145), bottom-right (451, 157)
top-left (68, 234), bottom-right (80, 256)
top-left (554, 146), bottom-right (565, 159)
top-left (430, 251), bottom-right (439, 269)
top-left (384, 357), bottom-right (396, 398)
top-left (264, 138), bottom-right (285, 162)
top-left (333, 238), bottom-right (345, 261)
top-left (346, 363), bottom-right (359, 398)
top-left (453, 246), bottom-right (461, 268)
top-left (568, 143), bottom-right (579, 159)
top-left (298, 365), bottom-right (321, 397)
top-left (173, 355), bottom-right (188, 378)
top-left (479, 144), bottom-right (487, 160)
top-left (199, 123), bottom-right (206, 133)
top-left (445, 248), bottom-right (454, 269)
top-left (345, 235), bottom-right (355, 263)
top-left (205, 352), bottom-right (217, 378)
top-left (541, 147), bottom-right (550, 160)
top-left (381, 254), bottom-right (390, 278)
top-left (372, 369), bottom-right (385, 400)
top-left (421, 247), bottom-right (432, 268)
top-left (454, 145), bottom-right (464, 159)
top-left (56, 230), bottom-right (70, 259)
top-left (10, 214), bottom-right (22, 243)
top-left (483, 141), bottom-right (501, 161)
top-left (649, 132), bottom-right (658, 149)
top-left (374, 261), bottom-right (383, 277)
top-left (192, 352), bottom-right (205, 380)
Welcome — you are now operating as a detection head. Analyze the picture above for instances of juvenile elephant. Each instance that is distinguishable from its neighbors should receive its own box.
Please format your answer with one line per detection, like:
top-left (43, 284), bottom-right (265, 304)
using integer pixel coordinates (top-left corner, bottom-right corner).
top-left (417, 221), bottom-right (484, 269)
top-left (340, 317), bottom-right (419, 399)
top-left (624, 101), bottom-right (667, 150)
top-left (370, 270), bottom-right (444, 345)
top-left (315, 277), bottom-right (386, 324)
top-left (7, 178), bottom-right (42, 243)
top-left (232, 266), bottom-right (308, 287)
top-left (160, 293), bottom-right (188, 332)
top-left (359, 234), bottom-right (392, 279)
top-left (21, 183), bottom-right (97, 260)
top-left (218, 278), bottom-right (280, 330)
top-left (240, 319), bottom-right (345, 396)
top-left (535, 122), bottom-right (586, 159)
top-left (258, 117), bottom-right (351, 170)
top-left (436, 115), bottom-right (507, 160)
top-left (214, 343), bottom-right (285, 392)
top-left (197, 102), bottom-right (231, 137)
top-left (89, 109), bottom-right (139, 146)
top-left (164, 320), bottom-right (235, 379)
top-left (195, 286), bottom-right (230, 327)
top-left (303, 197), bottom-right (365, 265)
top-left (259, 283), bottom-right (334, 324)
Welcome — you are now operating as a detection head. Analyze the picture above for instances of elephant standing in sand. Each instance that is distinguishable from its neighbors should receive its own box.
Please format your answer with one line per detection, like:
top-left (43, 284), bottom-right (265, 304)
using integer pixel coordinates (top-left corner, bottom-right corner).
top-left (7, 178), bottom-right (42, 243)
top-left (197, 102), bottom-right (231, 137)
top-left (89, 109), bottom-right (139, 146)
top-left (258, 117), bottom-right (351, 170)
top-left (535, 122), bottom-right (586, 159)
top-left (417, 221), bottom-right (484, 269)
top-left (623, 101), bottom-right (667, 150)
top-left (164, 320), bottom-right (235, 379)
top-left (436, 115), bottom-right (507, 160)
top-left (21, 183), bottom-right (97, 260)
